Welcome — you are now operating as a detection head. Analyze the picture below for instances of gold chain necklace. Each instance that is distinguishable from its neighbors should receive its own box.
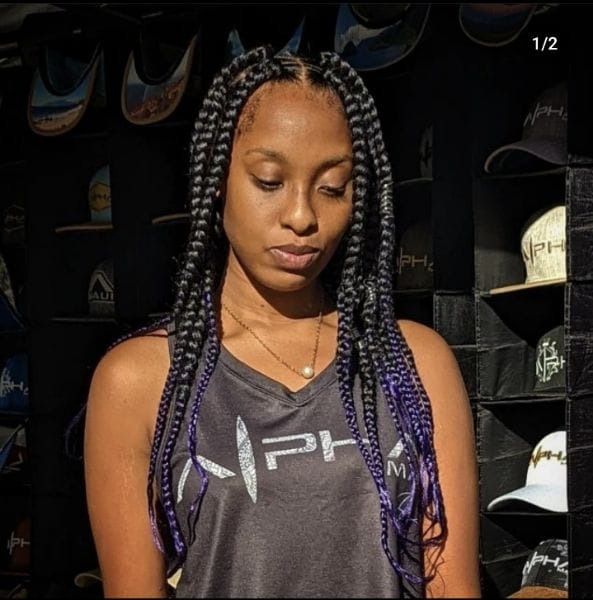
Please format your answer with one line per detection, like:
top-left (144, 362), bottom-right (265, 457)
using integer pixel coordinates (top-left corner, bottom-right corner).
top-left (221, 299), bottom-right (324, 379)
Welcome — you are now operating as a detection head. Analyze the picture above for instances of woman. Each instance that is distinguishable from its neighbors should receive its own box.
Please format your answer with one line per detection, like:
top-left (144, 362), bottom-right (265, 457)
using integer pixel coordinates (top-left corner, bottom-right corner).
top-left (82, 46), bottom-right (480, 598)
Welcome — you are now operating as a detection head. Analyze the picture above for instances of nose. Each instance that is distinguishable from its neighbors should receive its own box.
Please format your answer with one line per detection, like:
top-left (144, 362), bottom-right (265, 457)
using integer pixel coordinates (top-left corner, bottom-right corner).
top-left (279, 185), bottom-right (318, 235)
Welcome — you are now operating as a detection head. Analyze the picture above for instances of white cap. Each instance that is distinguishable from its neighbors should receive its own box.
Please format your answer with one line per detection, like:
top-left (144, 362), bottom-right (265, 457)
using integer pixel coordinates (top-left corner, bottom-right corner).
top-left (487, 430), bottom-right (567, 512)
top-left (490, 205), bottom-right (566, 295)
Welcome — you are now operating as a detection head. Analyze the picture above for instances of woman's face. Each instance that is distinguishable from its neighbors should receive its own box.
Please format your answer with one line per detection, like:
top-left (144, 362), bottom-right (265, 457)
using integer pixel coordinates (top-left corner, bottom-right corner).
top-left (222, 81), bottom-right (354, 293)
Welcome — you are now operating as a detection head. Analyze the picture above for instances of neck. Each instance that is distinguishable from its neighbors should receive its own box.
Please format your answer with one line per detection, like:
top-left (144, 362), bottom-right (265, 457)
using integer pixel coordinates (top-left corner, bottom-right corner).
top-left (217, 250), bottom-right (330, 324)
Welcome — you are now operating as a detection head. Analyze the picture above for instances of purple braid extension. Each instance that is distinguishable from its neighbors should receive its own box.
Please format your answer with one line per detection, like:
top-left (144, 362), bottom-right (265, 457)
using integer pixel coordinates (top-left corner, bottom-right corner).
top-left (185, 283), bottom-right (220, 546)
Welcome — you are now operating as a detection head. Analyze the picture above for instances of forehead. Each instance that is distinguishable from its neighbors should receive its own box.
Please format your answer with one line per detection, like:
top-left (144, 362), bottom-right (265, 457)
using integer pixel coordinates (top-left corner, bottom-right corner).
top-left (235, 81), bottom-right (350, 146)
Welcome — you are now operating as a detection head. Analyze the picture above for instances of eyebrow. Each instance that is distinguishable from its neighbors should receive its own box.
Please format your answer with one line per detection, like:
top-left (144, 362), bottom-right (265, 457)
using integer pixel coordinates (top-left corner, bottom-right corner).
top-left (245, 147), bottom-right (352, 169)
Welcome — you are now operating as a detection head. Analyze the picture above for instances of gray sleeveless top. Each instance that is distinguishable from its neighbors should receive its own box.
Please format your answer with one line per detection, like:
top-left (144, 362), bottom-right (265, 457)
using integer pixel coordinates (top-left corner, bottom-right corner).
top-left (155, 321), bottom-right (423, 598)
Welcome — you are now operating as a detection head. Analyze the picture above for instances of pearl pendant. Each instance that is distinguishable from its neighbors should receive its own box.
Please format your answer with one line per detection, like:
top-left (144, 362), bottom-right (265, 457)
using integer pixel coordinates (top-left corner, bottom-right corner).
top-left (301, 366), bottom-right (314, 379)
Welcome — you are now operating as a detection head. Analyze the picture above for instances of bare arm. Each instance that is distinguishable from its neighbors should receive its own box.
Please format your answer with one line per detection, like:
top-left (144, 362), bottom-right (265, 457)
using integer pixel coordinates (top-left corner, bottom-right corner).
top-left (83, 333), bottom-right (171, 598)
top-left (399, 320), bottom-right (481, 598)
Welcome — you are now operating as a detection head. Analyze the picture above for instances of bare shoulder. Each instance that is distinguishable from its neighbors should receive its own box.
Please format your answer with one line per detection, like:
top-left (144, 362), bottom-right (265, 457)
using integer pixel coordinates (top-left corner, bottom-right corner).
top-left (86, 327), bottom-right (170, 451)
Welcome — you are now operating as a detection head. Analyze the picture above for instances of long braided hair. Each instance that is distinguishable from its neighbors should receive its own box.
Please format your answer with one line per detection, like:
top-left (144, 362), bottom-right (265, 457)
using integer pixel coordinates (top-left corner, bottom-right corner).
top-left (68, 45), bottom-right (446, 591)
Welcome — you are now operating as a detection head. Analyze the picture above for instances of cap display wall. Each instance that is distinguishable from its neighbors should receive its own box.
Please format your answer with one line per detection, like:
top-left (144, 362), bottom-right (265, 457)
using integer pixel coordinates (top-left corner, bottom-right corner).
top-left (0, 4), bottom-right (592, 598)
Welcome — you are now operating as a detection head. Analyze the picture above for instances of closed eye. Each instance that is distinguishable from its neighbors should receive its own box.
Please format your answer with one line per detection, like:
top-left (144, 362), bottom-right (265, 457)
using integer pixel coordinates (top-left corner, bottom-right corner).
top-left (321, 186), bottom-right (346, 198)
top-left (252, 176), bottom-right (281, 191)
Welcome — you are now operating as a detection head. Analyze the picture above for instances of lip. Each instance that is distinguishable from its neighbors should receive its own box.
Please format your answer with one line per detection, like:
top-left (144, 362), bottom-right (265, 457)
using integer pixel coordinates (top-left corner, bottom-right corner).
top-left (269, 247), bottom-right (320, 271)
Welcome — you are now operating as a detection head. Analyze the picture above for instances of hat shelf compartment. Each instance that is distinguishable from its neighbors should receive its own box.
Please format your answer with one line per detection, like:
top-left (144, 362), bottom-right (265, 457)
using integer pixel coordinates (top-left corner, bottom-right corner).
top-left (473, 175), bottom-right (567, 295)
top-left (479, 512), bottom-right (568, 598)
top-left (116, 224), bottom-right (187, 320)
top-left (392, 291), bottom-right (433, 329)
top-left (434, 293), bottom-right (478, 400)
top-left (476, 286), bottom-right (565, 401)
top-left (49, 234), bottom-right (116, 322)
top-left (108, 126), bottom-right (190, 228)
top-left (477, 401), bottom-right (567, 514)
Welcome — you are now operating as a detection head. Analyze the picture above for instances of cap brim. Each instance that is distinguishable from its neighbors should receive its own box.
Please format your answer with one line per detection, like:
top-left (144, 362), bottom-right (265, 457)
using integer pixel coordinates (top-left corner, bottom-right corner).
top-left (151, 212), bottom-right (190, 225)
top-left (488, 277), bottom-right (566, 295)
top-left (334, 4), bottom-right (430, 71)
top-left (459, 4), bottom-right (536, 47)
top-left (74, 567), bottom-right (102, 588)
top-left (509, 585), bottom-right (568, 598)
top-left (55, 222), bottom-right (113, 233)
top-left (484, 136), bottom-right (567, 174)
top-left (487, 483), bottom-right (567, 513)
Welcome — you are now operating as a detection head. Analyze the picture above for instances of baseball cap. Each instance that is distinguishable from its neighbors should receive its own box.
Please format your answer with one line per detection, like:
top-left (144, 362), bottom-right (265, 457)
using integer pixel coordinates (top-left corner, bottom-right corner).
top-left (509, 539), bottom-right (568, 598)
top-left (534, 325), bottom-right (565, 393)
top-left (395, 218), bottom-right (433, 290)
top-left (459, 4), bottom-right (537, 47)
top-left (334, 4), bottom-right (431, 72)
top-left (88, 259), bottom-right (115, 317)
top-left (489, 205), bottom-right (566, 294)
top-left (484, 81), bottom-right (567, 174)
top-left (121, 28), bottom-right (199, 126)
top-left (55, 164), bottom-right (112, 233)
top-left (0, 354), bottom-right (29, 415)
top-left (27, 39), bottom-right (105, 136)
top-left (487, 430), bottom-right (567, 513)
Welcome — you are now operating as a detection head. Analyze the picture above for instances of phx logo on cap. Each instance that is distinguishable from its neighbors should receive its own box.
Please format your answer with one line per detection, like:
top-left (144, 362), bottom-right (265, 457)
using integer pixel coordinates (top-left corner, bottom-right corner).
top-left (490, 205), bottom-right (566, 294)
top-left (487, 430), bottom-right (567, 513)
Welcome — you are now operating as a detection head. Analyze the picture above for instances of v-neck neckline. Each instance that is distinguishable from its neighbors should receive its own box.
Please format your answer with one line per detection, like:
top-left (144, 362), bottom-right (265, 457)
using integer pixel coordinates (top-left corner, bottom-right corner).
top-left (218, 343), bottom-right (338, 406)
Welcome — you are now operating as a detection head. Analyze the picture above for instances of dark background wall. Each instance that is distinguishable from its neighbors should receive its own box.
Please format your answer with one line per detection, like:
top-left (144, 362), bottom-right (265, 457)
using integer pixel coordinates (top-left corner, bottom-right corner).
top-left (0, 3), bottom-right (592, 598)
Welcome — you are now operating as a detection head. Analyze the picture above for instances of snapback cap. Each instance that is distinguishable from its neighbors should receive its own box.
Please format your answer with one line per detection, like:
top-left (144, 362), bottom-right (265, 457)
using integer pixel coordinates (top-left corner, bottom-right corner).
top-left (509, 539), bottom-right (568, 598)
top-left (490, 205), bottom-right (566, 294)
top-left (534, 325), bottom-right (565, 393)
top-left (334, 4), bottom-right (431, 72)
top-left (484, 81), bottom-right (567, 174)
top-left (487, 430), bottom-right (567, 513)
top-left (122, 29), bottom-right (199, 126)
top-left (459, 4), bottom-right (537, 47)
top-left (88, 259), bottom-right (115, 317)
top-left (395, 218), bottom-right (433, 290)
top-left (28, 40), bottom-right (104, 136)
top-left (55, 164), bottom-right (112, 233)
